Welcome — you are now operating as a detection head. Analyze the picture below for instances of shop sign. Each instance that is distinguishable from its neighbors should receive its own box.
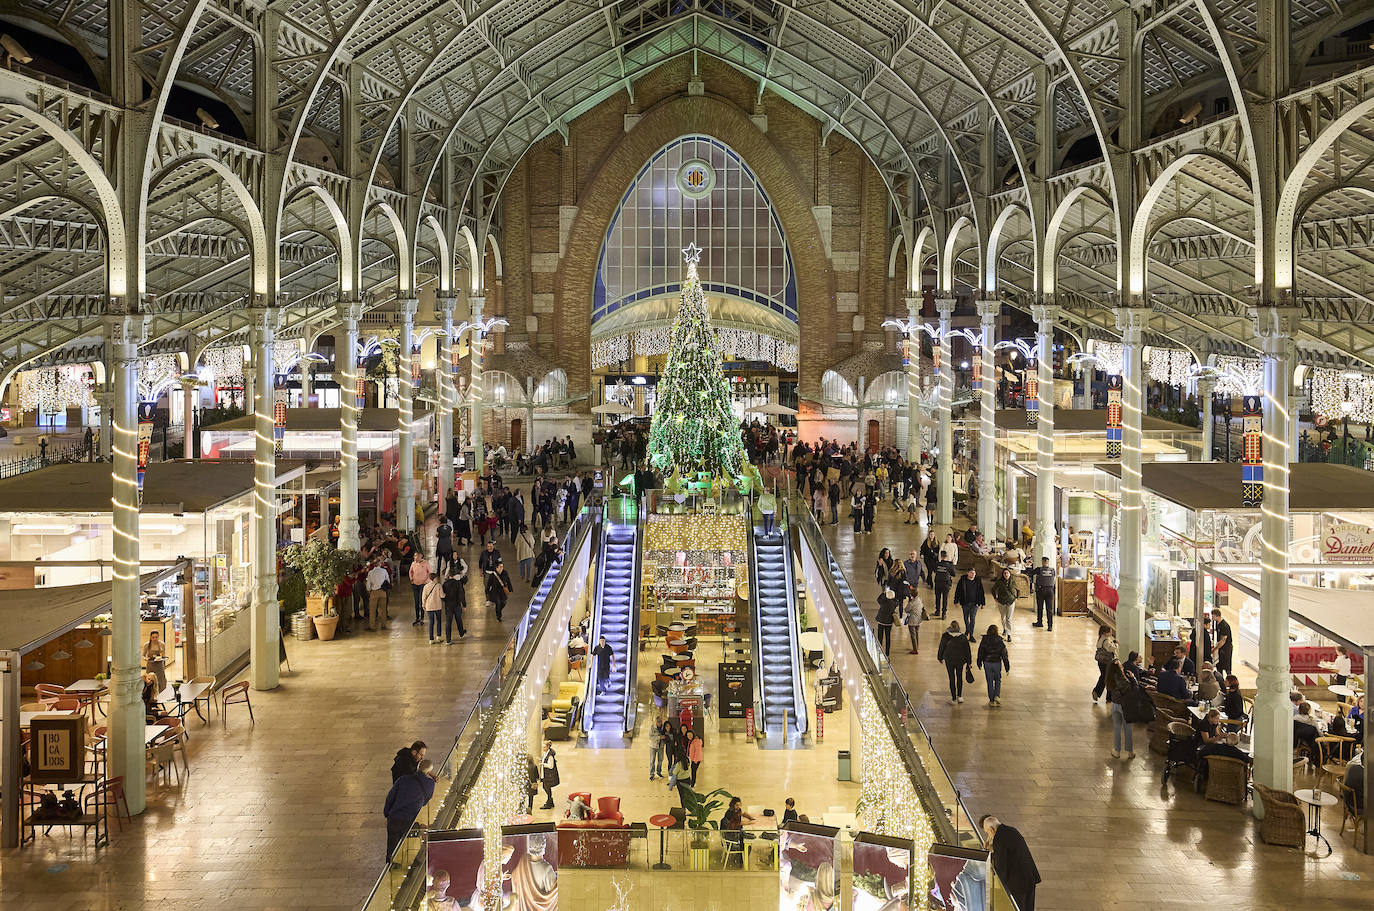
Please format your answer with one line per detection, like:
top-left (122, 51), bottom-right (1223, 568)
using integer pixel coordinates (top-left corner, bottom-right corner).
top-left (816, 706), bottom-right (823, 740)
top-left (1323, 522), bottom-right (1374, 564)
top-left (744, 707), bottom-right (755, 739)
top-left (717, 661), bottom-right (751, 719)
top-left (817, 670), bottom-right (843, 712)
top-left (29, 716), bottom-right (85, 784)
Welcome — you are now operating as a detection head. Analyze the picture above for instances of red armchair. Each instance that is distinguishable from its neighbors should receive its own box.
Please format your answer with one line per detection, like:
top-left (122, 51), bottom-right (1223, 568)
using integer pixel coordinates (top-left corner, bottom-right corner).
top-left (594, 796), bottom-right (623, 825)
top-left (566, 791), bottom-right (592, 817)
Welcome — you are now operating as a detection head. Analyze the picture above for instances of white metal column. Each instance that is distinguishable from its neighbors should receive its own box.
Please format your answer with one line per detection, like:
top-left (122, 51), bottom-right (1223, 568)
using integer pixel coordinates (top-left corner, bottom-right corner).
top-left (1251, 306), bottom-right (1298, 795)
top-left (106, 313), bottom-right (146, 814)
top-left (469, 296), bottom-right (487, 473)
top-left (976, 299), bottom-right (998, 536)
top-left (338, 300), bottom-right (363, 551)
top-left (248, 304), bottom-right (280, 691)
top-left (398, 298), bottom-right (418, 532)
top-left (903, 297), bottom-right (922, 460)
top-left (1115, 306), bottom-right (1149, 660)
top-left (438, 298), bottom-right (457, 500)
top-left (1198, 375), bottom-right (1215, 461)
top-left (935, 299), bottom-right (955, 528)
top-left (1032, 301), bottom-right (1057, 564)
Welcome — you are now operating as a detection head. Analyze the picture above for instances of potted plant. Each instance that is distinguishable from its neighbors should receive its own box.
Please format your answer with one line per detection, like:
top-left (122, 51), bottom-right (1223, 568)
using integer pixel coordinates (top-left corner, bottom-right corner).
top-left (281, 540), bottom-right (362, 641)
top-left (678, 785), bottom-right (736, 850)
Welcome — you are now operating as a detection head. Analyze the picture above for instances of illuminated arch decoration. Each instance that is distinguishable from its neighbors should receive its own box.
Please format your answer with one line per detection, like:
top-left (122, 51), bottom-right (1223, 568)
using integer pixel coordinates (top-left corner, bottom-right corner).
top-left (594, 135), bottom-right (797, 325)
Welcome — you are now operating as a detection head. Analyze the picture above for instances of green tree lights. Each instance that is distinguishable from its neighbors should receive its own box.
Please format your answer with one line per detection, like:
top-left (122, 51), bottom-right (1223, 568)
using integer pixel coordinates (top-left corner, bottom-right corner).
top-left (646, 243), bottom-right (746, 478)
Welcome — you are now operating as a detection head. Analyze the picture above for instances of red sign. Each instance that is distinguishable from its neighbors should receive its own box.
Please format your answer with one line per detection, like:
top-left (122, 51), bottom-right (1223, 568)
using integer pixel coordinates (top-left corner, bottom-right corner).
top-left (816, 706), bottom-right (823, 741)
top-left (745, 707), bottom-right (755, 739)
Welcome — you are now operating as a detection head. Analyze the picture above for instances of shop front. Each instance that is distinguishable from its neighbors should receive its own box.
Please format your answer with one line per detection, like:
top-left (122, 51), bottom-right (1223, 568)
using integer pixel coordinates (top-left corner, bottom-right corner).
top-left (0, 461), bottom-right (304, 682)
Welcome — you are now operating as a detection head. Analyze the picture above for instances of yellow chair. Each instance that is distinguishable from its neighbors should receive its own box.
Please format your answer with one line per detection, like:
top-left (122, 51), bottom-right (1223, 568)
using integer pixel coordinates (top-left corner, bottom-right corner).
top-left (552, 681), bottom-right (584, 713)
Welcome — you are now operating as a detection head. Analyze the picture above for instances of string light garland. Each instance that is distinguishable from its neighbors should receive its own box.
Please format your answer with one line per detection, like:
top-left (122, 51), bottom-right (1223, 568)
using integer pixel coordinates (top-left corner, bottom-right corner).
top-left (1213, 356), bottom-right (1261, 397)
top-left (643, 514), bottom-right (747, 552)
top-left (855, 687), bottom-right (936, 899)
top-left (136, 355), bottom-right (179, 401)
top-left (16, 365), bottom-right (94, 413)
top-left (1310, 368), bottom-right (1374, 423)
top-left (633, 326), bottom-right (671, 357)
top-left (1147, 347), bottom-right (1193, 388)
top-left (646, 244), bottom-right (746, 477)
top-left (273, 340), bottom-right (300, 374)
top-left (591, 335), bottom-right (629, 370)
top-left (201, 346), bottom-right (245, 385)
top-left (1088, 340), bottom-right (1123, 376)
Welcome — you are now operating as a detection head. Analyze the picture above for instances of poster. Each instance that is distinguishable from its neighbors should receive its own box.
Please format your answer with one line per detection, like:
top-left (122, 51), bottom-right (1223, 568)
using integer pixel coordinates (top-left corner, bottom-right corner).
top-left (852, 832), bottom-right (912, 911)
top-left (778, 821), bottom-right (839, 911)
top-left (926, 843), bottom-right (990, 911)
top-left (718, 661), bottom-right (752, 719)
top-left (816, 668), bottom-right (843, 712)
top-left (29, 716), bottom-right (85, 784)
top-left (426, 824), bottom-right (558, 911)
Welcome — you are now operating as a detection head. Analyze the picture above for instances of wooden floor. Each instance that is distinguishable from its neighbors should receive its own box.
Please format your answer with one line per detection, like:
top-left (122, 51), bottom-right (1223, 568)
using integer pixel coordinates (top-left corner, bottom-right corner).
top-left (2, 481), bottom-right (1371, 910)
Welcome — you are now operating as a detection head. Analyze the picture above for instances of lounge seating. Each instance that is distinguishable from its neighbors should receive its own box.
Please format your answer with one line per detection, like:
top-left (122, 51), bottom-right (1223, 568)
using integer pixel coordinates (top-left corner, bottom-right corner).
top-left (1254, 785), bottom-right (1306, 848)
top-left (594, 796), bottom-right (623, 825)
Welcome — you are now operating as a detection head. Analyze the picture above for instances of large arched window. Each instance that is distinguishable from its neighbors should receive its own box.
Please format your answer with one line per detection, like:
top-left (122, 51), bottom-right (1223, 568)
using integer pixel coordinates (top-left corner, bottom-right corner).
top-left (594, 135), bottom-right (797, 325)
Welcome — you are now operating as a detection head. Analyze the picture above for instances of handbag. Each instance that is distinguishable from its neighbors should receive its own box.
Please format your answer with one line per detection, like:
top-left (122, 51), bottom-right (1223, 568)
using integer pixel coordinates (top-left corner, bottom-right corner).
top-left (1121, 683), bottom-right (1157, 724)
top-left (1094, 645), bottom-right (1114, 664)
top-left (965, 665), bottom-right (975, 684)
top-left (920, 606), bottom-right (931, 621)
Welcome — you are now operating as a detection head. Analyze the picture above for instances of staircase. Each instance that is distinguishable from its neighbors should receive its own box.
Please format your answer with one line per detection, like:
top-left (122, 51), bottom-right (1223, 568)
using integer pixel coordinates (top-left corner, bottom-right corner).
top-left (752, 528), bottom-right (805, 737)
top-left (585, 519), bottom-right (639, 734)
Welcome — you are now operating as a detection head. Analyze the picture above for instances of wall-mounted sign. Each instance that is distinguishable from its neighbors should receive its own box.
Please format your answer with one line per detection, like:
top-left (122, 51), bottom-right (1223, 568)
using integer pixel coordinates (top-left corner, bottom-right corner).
top-left (1323, 522), bottom-right (1374, 564)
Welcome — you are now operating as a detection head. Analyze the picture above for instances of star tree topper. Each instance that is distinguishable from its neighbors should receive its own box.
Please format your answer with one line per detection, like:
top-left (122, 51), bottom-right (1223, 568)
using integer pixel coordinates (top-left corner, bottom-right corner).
top-left (682, 242), bottom-right (703, 266)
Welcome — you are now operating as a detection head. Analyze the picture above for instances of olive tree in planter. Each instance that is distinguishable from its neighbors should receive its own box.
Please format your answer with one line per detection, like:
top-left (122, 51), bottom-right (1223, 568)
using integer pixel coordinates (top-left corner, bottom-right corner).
top-left (281, 540), bottom-right (362, 641)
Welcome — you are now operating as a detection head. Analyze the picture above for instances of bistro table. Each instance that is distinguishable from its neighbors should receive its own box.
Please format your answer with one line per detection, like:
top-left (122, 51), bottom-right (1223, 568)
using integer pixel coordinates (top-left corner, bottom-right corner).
top-left (1293, 788), bottom-right (1339, 857)
top-left (62, 679), bottom-right (109, 721)
top-left (649, 813), bottom-right (676, 870)
top-left (15, 710), bottom-right (79, 727)
top-left (1328, 684), bottom-right (1356, 700)
top-left (157, 680), bottom-right (212, 724)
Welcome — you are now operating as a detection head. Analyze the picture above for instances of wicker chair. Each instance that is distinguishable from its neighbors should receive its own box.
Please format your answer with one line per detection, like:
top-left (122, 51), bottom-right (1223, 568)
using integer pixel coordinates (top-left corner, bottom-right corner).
top-left (1150, 691), bottom-right (1190, 720)
top-left (1204, 756), bottom-right (1250, 805)
top-left (1149, 710), bottom-right (1186, 756)
top-left (1255, 785), bottom-right (1307, 848)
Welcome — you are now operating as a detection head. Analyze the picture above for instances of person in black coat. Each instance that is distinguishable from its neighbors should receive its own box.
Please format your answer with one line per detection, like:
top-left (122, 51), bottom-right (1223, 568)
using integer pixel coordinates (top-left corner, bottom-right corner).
top-left (982, 816), bottom-right (1041, 911)
top-left (874, 589), bottom-right (897, 656)
top-left (442, 566), bottom-right (467, 643)
top-left (953, 568), bottom-right (985, 641)
top-left (384, 760), bottom-right (437, 861)
top-left (937, 621), bottom-right (973, 704)
top-left (485, 560), bottom-right (513, 621)
top-left (391, 741), bottom-right (427, 782)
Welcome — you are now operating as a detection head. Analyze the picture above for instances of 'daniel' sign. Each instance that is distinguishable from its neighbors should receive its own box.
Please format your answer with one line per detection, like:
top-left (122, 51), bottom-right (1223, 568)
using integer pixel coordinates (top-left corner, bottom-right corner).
top-left (1323, 522), bottom-right (1374, 564)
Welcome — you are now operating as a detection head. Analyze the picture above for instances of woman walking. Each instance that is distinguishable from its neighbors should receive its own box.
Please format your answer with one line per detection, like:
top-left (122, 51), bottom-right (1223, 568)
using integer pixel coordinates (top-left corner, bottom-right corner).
top-left (903, 594), bottom-right (924, 654)
top-left (684, 729), bottom-right (703, 786)
top-left (455, 493), bottom-right (472, 545)
top-left (977, 624), bottom-right (1010, 706)
top-left (1106, 659), bottom-right (1137, 758)
top-left (992, 568), bottom-right (1018, 642)
top-left (1091, 624), bottom-right (1117, 702)
top-left (875, 588), bottom-right (897, 657)
top-left (435, 518), bottom-right (455, 576)
top-left (920, 530), bottom-right (940, 584)
top-left (850, 492), bottom-right (864, 534)
top-left (515, 522), bottom-right (536, 582)
top-left (937, 620), bottom-right (973, 704)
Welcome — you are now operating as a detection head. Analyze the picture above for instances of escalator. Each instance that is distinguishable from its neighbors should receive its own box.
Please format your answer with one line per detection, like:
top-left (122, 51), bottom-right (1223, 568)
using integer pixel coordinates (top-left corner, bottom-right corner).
top-left (583, 499), bottom-right (642, 737)
top-left (749, 505), bottom-right (807, 740)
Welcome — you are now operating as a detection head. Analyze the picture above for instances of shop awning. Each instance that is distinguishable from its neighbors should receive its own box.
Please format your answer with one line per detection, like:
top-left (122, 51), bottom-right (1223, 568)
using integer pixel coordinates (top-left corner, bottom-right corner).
top-left (0, 460), bottom-right (308, 514)
top-left (1216, 569), bottom-right (1374, 651)
top-left (0, 567), bottom-right (181, 655)
top-left (1096, 461), bottom-right (1374, 511)
top-left (206, 407), bottom-right (432, 434)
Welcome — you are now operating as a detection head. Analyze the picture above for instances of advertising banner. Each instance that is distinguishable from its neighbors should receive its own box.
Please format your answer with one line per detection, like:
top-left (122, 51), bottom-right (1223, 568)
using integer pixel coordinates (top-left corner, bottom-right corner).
top-left (718, 661), bottom-right (752, 719)
top-left (1323, 522), bottom-right (1374, 564)
top-left (926, 843), bottom-right (991, 911)
top-left (817, 668), bottom-right (843, 713)
top-left (426, 823), bottom-right (558, 911)
top-left (779, 822), bottom-right (839, 911)
top-left (853, 832), bottom-right (913, 911)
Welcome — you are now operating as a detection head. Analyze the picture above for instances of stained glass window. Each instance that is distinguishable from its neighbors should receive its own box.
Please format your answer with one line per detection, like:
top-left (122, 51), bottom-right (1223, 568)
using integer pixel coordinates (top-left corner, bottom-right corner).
top-left (594, 135), bottom-right (796, 324)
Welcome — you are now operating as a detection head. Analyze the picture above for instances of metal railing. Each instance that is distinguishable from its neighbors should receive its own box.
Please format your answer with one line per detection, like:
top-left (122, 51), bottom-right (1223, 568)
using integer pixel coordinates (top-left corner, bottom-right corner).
top-left (0, 441), bottom-right (92, 478)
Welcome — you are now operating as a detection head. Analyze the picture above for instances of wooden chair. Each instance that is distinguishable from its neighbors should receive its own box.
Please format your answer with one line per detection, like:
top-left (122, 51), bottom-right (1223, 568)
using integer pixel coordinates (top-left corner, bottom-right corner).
top-left (1204, 756), bottom-right (1250, 805)
top-left (19, 702), bottom-right (47, 713)
top-left (50, 698), bottom-right (83, 713)
top-left (34, 684), bottom-right (66, 707)
top-left (221, 680), bottom-right (254, 727)
top-left (1338, 781), bottom-right (1366, 851)
top-left (1254, 785), bottom-right (1307, 848)
top-left (147, 739), bottom-right (179, 786)
top-left (84, 776), bottom-right (131, 832)
top-left (154, 715), bottom-right (190, 773)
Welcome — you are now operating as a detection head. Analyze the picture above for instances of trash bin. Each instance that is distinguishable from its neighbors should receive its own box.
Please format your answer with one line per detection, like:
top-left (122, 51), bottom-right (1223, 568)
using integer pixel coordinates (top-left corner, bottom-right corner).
top-left (837, 749), bottom-right (851, 781)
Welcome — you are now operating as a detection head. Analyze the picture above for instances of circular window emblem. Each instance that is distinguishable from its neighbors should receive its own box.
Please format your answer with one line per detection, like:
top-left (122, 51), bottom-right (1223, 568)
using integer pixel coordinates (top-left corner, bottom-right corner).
top-left (677, 159), bottom-right (715, 198)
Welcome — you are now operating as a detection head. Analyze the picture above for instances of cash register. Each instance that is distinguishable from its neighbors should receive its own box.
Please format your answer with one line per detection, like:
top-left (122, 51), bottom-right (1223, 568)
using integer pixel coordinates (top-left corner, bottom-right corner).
top-left (1147, 617), bottom-right (1180, 668)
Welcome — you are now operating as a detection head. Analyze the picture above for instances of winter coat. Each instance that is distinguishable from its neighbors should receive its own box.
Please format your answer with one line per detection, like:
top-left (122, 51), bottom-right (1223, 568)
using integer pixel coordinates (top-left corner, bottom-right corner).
top-left (937, 632), bottom-right (972, 668)
top-left (953, 575), bottom-right (985, 609)
top-left (992, 575), bottom-right (1018, 606)
top-left (977, 635), bottom-right (1011, 671)
top-left (384, 770), bottom-right (436, 822)
top-left (516, 530), bottom-right (536, 562)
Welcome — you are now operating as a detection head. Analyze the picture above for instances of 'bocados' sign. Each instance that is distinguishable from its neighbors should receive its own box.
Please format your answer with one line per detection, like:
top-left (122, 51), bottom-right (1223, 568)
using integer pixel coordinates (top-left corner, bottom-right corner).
top-left (1323, 522), bottom-right (1374, 564)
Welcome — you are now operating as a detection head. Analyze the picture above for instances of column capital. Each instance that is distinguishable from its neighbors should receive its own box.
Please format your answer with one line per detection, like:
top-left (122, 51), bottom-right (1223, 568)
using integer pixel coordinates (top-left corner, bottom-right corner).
top-left (1249, 304), bottom-right (1302, 342)
top-left (397, 297), bottom-right (420, 320)
top-left (469, 295), bottom-right (487, 318)
top-left (436, 295), bottom-right (459, 317)
top-left (1030, 301), bottom-right (1059, 329)
top-left (336, 298), bottom-right (365, 324)
top-left (903, 296), bottom-right (920, 319)
top-left (975, 298), bottom-right (1000, 324)
top-left (1113, 305), bottom-right (1151, 341)
top-left (242, 304), bottom-right (282, 335)
top-left (934, 297), bottom-right (956, 320)
top-left (103, 313), bottom-right (147, 355)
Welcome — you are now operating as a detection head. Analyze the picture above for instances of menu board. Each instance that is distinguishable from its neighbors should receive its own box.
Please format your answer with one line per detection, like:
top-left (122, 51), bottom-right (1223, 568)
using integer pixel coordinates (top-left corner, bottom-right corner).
top-left (718, 661), bottom-right (752, 719)
top-left (29, 716), bottom-right (85, 784)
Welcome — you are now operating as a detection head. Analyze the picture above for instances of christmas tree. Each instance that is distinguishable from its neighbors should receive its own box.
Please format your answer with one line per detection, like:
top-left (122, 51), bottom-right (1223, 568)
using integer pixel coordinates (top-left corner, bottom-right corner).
top-left (647, 243), bottom-right (745, 478)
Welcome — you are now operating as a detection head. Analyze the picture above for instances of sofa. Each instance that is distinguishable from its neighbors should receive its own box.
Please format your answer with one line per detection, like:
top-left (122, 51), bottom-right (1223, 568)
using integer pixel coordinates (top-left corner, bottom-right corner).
top-left (556, 820), bottom-right (633, 867)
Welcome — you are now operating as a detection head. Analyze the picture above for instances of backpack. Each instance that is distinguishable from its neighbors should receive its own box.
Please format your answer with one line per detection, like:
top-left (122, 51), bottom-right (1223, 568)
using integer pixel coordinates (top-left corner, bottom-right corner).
top-left (1121, 683), bottom-right (1157, 724)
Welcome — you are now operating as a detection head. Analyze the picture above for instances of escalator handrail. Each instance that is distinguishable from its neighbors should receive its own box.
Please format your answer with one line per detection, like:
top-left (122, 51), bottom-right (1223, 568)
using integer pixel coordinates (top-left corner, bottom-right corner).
top-left (622, 495), bottom-right (644, 733)
top-left (582, 504), bottom-right (609, 732)
top-left (778, 500), bottom-right (808, 735)
top-left (747, 501), bottom-right (767, 731)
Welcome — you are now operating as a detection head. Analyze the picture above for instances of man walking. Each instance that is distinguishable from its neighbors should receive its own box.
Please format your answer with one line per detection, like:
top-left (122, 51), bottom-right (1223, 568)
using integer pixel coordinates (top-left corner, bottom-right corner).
top-left (953, 567), bottom-right (985, 642)
top-left (507, 489), bottom-right (525, 543)
top-left (1031, 557), bottom-right (1056, 631)
top-left (592, 635), bottom-right (616, 695)
top-left (442, 563), bottom-right (467, 643)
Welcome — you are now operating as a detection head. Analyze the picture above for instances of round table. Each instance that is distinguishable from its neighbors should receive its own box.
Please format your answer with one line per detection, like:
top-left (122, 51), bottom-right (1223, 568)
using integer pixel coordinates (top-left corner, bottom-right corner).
top-left (649, 814), bottom-right (676, 870)
top-left (1293, 788), bottom-right (1339, 857)
top-left (674, 652), bottom-right (695, 664)
top-left (1328, 684), bottom-right (1356, 699)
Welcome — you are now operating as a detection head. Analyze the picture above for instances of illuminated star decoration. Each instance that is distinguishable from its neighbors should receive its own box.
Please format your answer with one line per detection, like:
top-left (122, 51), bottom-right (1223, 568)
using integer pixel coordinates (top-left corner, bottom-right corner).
top-left (682, 241), bottom-right (703, 265)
